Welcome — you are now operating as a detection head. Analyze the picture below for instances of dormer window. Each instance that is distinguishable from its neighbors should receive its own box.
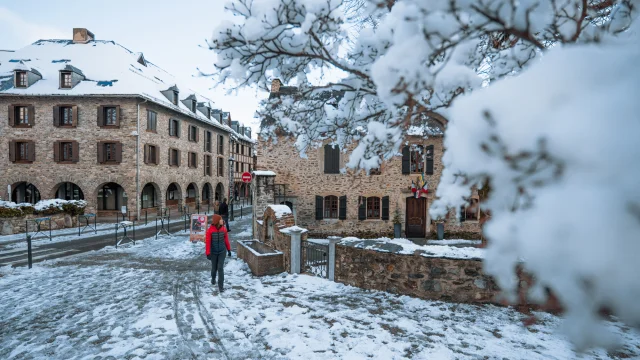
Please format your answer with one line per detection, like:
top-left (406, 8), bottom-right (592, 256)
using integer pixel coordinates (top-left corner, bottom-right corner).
top-left (61, 72), bottom-right (72, 89)
top-left (173, 91), bottom-right (179, 105)
top-left (15, 71), bottom-right (27, 88)
top-left (191, 100), bottom-right (197, 113)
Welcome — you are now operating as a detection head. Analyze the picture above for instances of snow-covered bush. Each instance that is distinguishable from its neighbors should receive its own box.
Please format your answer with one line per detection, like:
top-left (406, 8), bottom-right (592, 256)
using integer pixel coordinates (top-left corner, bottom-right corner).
top-left (208, 0), bottom-right (640, 347)
top-left (0, 199), bottom-right (87, 218)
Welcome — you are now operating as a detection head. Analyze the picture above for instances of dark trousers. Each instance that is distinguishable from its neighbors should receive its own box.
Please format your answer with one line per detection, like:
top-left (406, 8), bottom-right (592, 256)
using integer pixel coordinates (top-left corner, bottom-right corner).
top-left (210, 251), bottom-right (227, 290)
top-left (222, 215), bottom-right (230, 231)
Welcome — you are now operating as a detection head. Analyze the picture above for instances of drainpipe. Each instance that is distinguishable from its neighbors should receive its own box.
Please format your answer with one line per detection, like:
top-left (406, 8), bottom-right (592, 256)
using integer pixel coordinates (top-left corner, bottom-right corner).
top-left (136, 98), bottom-right (148, 220)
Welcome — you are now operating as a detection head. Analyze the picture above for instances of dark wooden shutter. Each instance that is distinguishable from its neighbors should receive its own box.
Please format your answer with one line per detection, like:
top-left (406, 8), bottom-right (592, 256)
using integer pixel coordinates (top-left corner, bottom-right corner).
top-left (27, 106), bottom-right (35, 126)
top-left (72, 105), bottom-right (78, 127)
top-left (381, 196), bottom-right (390, 220)
top-left (315, 196), bottom-right (323, 220)
top-left (115, 142), bottom-right (123, 163)
top-left (53, 141), bottom-right (60, 162)
top-left (460, 206), bottom-right (466, 222)
top-left (155, 146), bottom-right (160, 165)
top-left (28, 140), bottom-right (35, 161)
top-left (9, 141), bottom-right (16, 162)
top-left (53, 106), bottom-right (60, 126)
top-left (402, 146), bottom-right (410, 174)
top-left (97, 142), bottom-right (104, 163)
top-left (72, 141), bottom-right (79, 163)
top-left (114, 106), bottom-right (121, 127)
top-left (358, 196), bottom-right (367, 220)
top-left (195, 127), bottom-right (199, 142)
top-left (194, 153), bottom-right (198, 168)
top-left (176, 150), bottom-right (181, 166)
top-left (176, 120), bottom-right (181, 138)
top-left (143, 144), bottom-right (149, 164)
top-left (339, 195), bottom-right (347, 220)
top-left (8, 105), bottom-right (15, 126)
top-left (426, 145), bottom-right (434, 175)
top-left (168, 148), bottom-right (172, 165)
top-left (168, 118), bottom-right (172, 135)
top-left (97, 106), bottom-right (104, 127)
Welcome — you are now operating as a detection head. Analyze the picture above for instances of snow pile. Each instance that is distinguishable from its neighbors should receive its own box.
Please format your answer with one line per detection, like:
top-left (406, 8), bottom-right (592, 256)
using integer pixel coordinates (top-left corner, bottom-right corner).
top-left (280, 225), bottom-right (308, 234)
top-left (267, 204), bottom-right (292, 219)
top-left (252, 170), bottom-right (276, 176)
top-left (339, 237), bottom-right (485, 260)
top-left (0, 199), bottom-right (87, 217)
top-left (427, 239), bottom-right (482, 245)
top-left (431, 18), bottom-right (640, 348)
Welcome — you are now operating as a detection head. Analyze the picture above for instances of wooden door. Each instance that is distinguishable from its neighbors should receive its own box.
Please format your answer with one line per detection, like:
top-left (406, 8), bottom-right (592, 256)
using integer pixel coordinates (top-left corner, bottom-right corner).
top-left (405, 197), bottom-right (427, 238)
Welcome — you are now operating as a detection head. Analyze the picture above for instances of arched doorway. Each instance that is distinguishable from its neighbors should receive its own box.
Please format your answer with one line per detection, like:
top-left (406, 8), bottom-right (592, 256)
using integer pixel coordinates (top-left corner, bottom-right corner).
top-left (215, 183), bottom-right (224, 201)
top-left (55, 182), bottom-right (84, 201)
top-left (202, 183), bottom-right (212, 204)
top-left (186, 183), bottom-right (198, 204)
top-left (97, 182), bottom-right (127, 211)
top-left (166, 183), bottom-right (182, 208)
top-left (12, 182), bottom-right (41, 204)
top-left (141, 183), bottom-right (159, 209)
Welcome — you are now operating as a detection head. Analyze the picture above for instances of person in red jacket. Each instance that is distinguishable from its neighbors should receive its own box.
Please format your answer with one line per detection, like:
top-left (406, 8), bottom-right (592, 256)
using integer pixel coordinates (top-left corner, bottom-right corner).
top-left (205, 214), bottom-right (231, 292)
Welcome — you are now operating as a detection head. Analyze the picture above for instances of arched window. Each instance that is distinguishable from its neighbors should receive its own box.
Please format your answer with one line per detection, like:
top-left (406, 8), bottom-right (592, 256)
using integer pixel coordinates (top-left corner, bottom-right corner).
top-left (324, 196), bottom-right (338, 219)
top-left (141, 183), bottom-right (158, 209)
top-left (98, 183), bottom-right (127, 210)
top-left (12, 182), bottom-right (40, 204)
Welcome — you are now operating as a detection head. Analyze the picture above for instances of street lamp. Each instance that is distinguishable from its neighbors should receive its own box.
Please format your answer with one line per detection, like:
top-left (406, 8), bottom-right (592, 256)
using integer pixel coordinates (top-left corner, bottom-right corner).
top-left (228, 156), bottom-right (235, 221)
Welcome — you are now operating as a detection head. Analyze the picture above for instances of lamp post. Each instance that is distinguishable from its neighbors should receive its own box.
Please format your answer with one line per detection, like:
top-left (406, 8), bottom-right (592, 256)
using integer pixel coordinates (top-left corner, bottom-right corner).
top-left (228, 156), bottom-right (234, 221)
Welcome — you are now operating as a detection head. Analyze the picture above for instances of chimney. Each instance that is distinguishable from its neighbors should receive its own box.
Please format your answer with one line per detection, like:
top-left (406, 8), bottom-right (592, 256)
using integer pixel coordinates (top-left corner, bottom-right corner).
top-left (271, 78), bottom-right (282, 93)
top-left (73, 28), bottom-right (95, 44)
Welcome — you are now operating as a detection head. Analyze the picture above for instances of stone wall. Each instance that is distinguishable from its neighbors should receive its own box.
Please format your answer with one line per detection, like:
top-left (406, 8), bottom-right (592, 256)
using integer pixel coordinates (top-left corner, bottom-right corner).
top-left (0, 96), bottom-right (230, 218)
top-left (257, 136), bottom-right (481, 239)
top-left (255, 205), bottom-right (307, 273)
top-left (0, 212), bottom-right (78, 235)
top-left (335, 244), bottom-right (498, 303)
top-left (236, 240), bottom-right (285, 276)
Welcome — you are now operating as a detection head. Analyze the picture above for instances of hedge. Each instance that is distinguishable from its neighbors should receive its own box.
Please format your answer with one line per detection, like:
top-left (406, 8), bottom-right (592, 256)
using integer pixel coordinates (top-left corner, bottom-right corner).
top-left (0, 200), bottom-right (86, 218)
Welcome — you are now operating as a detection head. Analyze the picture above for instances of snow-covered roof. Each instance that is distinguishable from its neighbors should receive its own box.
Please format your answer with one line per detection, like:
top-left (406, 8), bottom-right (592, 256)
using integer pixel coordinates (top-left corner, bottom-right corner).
top-left (0, 39), bottom-right (237, 134)
top-left (266, 204), bottom-right (292, 218)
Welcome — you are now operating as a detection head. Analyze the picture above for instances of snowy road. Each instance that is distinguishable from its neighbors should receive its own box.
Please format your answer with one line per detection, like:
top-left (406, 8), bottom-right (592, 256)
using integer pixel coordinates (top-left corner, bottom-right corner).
top-left (1, 216), bottom-right (639, 359)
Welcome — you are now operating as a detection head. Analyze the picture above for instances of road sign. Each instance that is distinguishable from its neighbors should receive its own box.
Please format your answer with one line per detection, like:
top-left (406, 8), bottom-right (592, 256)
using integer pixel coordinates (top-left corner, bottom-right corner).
top-left (241, 172), bottom-right (252, 183)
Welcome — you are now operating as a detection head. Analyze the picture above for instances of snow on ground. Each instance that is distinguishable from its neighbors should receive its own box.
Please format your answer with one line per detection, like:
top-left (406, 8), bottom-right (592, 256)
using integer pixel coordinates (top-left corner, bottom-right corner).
top-left (1, 216), bottom-right (639, 359)
top-left (340, 237), bottom-right (486, 260)
top-left (427, 239), bottom-right (482, 246)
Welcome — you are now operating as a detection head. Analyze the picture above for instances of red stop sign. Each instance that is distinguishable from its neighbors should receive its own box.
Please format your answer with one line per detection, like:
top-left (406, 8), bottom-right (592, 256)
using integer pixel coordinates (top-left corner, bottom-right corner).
top-left (241, 172), bottom-right (252, 183)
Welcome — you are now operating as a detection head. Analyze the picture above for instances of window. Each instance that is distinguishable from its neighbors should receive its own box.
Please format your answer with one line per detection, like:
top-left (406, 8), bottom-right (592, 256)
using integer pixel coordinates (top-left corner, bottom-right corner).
top-left (411, 146), bottom-right (424, 174)
top-left (61, 142), bottom-right (73, 161)
top-left (172, 91), bottom-right (179, 105)
top-left (204, 155), bottom-right (212, 176)
top-left (205, 131), bottom-right (212, 152)
top-left (97, 141), bottom-right (121, 164)
top-left (460, 197), bottom-right (480, 222)
top-left (248, 147), bottom-right (251, 157)
top-left (169, 148), bottom-right (180, 166)
top-left (61, 72), bottom-right (72, 88)
top-left (16, 106), bottom-right (29, 125)
top-left (189, 125), bottom-right (198, 142)
top-left (144, 144), bottom-right (158, 164)
top-left (367, 197), bottom-right (381, 219)
top-left (9, 141), bottom-right (34, 163)
top-left (188, 152), bottom-right (197, 168)
top-left (191, 100), bottom-right (197, 112)
top-left (18, 142), bottom-right (30, 161)
top-left (169, 119), bottom-right (180, 137)
top-left (147, 110), bottom-right (157, 131)
top-left (217, 157), bottom-right (224, 176)
top-left (61, 106), bottom-right (73, 126)
top-left (15, 71), bottom-right (27, 88)
top-left (241, 145), bottom-right (245, 155)
top-left (370, 167), bottom-right (381, 175)
top-left (324, 144), bottom-right (340, 174)
top-left (218, 135), bottom-right (224, 154)
top-left (235, 162), bottom-right (239, 172)
top-left (104, 107), bottom-right (117, 126)
top-left (324, 196), bottom-right (338, 219)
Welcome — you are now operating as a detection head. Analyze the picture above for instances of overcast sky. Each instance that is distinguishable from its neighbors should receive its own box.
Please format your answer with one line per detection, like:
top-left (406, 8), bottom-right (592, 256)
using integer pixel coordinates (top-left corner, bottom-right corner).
top-left (0, 0), bottom-right (265, 133)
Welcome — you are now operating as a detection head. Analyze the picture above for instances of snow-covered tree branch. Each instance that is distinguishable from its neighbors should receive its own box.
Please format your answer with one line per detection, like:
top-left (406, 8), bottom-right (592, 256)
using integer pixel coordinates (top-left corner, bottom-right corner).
top-left (208, 0), bottom-right (640, 347)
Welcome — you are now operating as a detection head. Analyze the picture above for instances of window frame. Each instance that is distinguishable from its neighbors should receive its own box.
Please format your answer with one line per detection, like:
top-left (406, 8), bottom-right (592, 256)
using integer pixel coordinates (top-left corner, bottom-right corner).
top-left (16, 106), bottom-right (29, 125)
top-left (323, 195), bottom-right (339, 219)
top-left (15, 71), bottom-right (27, 88)
top-left (461, 197), bottom-right (480, 222)
top-left (170, 148), bottom-right (180, 167)
top-left (217, 135), bottom-right (224, 154)
top-left (188, 152), bottom-right (198, 168)
top-left (410, 145), bottom-right (425, 174)
top-left (188, 125), bottom-right (198, 142)
top-left (146, 144), bottom-right (158, 164)
top-left (60, 106), bottom-right (73, 126)
top-left (61, 142), bottom-right (74, 162)
top-left (205, 131), bottom-right (212, 152)
top-left (104, 107), bottom-right (117, 126)
top-left (104, 142), bottom-right (117, 162)
top-left (366, 197), bottom-right (381, 219)
top-left (17, 142), bottom-right (30, 161)
top-left (217, 157), bottom-right (224, 176)
top-left (169, 119), bottom-right (180, 137)
top-left (147, 110), bottom-right (157, 132)
top-left (324, 144), bottom-right (340, 174)
top-left (60, 72), bottom-right (72, 89)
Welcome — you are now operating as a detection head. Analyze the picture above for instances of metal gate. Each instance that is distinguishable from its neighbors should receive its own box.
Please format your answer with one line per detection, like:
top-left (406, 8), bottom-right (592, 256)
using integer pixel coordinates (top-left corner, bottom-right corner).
top-left (301, 240), bottom-right (329, 278)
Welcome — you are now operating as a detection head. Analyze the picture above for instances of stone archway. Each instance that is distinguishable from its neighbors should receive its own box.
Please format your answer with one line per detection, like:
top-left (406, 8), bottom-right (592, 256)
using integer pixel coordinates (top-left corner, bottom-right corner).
top-left (202, 183), bottom-right (212, 204)
top-left (166, 183), bottom-right (182, 209)
top-left (11, 182), bottom-right (41, 204)
top-left (53, 182), bottom-right (85, 201)
top-left (215, 182), bottom-right (224, 201)
top-left (95, 182), bottom-right (128, 216)
top-left (141, 182), bottom-right (160, 209)
top-left (185, 183), bottom-right (198, 204)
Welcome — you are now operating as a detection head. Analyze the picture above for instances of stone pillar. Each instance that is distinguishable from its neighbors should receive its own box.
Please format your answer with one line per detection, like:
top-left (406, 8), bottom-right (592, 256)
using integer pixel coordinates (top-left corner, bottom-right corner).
top-left (289, 228), bottom-right (302, 274)
top-left (328, 237), bottom-right (340, 281)
top-left (251, 171), bottom-right (276, 240)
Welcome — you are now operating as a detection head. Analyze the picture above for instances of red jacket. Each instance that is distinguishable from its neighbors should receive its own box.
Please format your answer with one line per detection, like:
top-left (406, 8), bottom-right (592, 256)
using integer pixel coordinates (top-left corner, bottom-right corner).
top-left (205, 225), bottom-right (231, 255)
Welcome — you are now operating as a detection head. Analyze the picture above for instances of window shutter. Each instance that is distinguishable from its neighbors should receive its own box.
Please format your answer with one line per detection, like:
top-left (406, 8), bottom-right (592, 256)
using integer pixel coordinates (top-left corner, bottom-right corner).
top-left (155, 146), bottom-right (160, 165)
top-left (168, 119), bottom-right (172, 135)
top-left (27, 106), bottom-right (35, 126)
top-left (339, 195), bottom-right (347, 220)
top-left (315, 196), bottom-right (323, 220)
top-left (168, 148), bottom-right (172, 166)
top-left (144, 144), bottom-right (149, 164)
top-left (115, 142), bottom-right (123, 163)
top-left (426, 145), bottom-right (434, 175)
top-left (72, 141), bottom-right (79, 163)
top-left (402, 146), bottom-right (410, 174)
top-left (97, 142), bottom-right (104, 163)
top-left (176, 150), bottom-right (181, 166)
top-left (53, 141), bottom-right (60, 162)
top-left (358, 196), bottom-right (367, 220)
top-left (195, 153), bottom-right (198, 168)
top-left (115, 106), bottom-right (121, 127)
top-left (8, 105), bottom-right (15, 126)
top-left (97, 106), bottom-right (104, 127)
top-left (177, 120), bottom-right (181, 138)
top-left (381, 196), bottom-right (390, 220)
top-left (460, 206), bottom-right (466, 222)
top-left (196, 127), bottom-right (199, 142)
top-left (53, 106), bottom-right (60, 126)
top-left (9, 141), bottom-right (16, 162)
top-left (72, 105), bottom-right (78, 127)
top-left (28, 140), bottom-right (35, 161)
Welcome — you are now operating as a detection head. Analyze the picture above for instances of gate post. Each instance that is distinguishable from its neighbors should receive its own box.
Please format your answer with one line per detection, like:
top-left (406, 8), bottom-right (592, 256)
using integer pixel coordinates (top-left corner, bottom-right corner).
top-left (327, 237), bottom-right (340, 281)
top-left (289, 228), bottom-right (302, 274)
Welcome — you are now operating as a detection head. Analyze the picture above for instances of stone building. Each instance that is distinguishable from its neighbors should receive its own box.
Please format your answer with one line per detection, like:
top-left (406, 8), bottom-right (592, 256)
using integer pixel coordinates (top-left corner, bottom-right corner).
top-left (0, 28), bottom-right (250, 219)
top-left (256, 80), bottom-right (482, 239)
top-left (228, 115), bottom-right (257, 202)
